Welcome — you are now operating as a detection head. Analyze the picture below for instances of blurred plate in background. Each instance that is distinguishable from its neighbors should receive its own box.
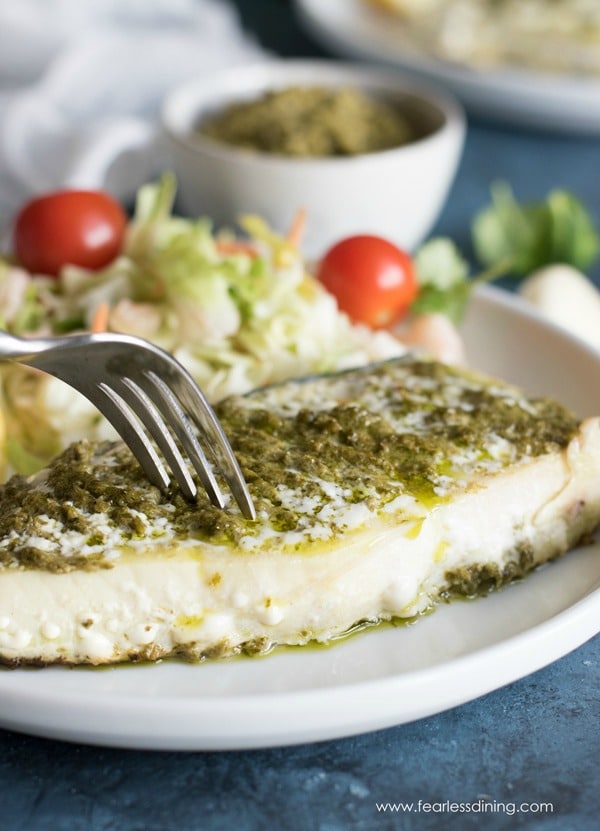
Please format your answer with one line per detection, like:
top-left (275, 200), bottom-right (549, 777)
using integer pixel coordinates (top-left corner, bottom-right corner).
top-left (295, 0), bottom-right (600, 133)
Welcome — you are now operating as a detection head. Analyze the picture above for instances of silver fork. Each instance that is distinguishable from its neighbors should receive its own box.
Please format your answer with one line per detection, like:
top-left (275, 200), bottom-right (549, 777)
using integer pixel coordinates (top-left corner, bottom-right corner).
top-left (0, 330), bottom-right (255, 519)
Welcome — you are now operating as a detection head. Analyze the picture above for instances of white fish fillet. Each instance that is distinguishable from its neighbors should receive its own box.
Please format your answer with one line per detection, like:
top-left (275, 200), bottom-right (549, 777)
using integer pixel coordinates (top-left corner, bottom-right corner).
top-left (0, 358), bottom-right (598, 666)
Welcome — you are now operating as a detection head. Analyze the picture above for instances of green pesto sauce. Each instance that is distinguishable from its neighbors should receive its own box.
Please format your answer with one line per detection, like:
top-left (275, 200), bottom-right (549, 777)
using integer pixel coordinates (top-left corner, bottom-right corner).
top-left (198, 85), bottom-right (415, 158)
top-left (0, 359), bottom-right (580, 572)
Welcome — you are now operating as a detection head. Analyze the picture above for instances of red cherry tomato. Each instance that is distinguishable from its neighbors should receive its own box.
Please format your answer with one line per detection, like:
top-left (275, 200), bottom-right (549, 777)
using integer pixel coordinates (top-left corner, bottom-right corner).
top-left (316, 235), bottom-right (418, 328)
top-left (13, 189), bottom-right (127, 277)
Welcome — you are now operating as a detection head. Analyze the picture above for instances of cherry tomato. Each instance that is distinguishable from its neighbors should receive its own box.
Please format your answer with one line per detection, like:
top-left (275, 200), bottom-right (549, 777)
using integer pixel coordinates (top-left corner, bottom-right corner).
top-left (13, 189), bottom-right (127, 276)
top-left (316, 235), bottom-right (418, 328)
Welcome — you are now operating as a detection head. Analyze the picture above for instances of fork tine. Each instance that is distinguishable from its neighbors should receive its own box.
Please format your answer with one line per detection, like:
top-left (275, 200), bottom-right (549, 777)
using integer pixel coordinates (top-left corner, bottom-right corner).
top-left (151, 366), bottom-right (257, 521)
top-left (100, 336), bottom-right (255, 518)
top-left (116, 375), bottom-right (227, 509)
top-left (115, 377), bottom-right (198, 503)
top-left (93, 382), bottom-right (171, 493)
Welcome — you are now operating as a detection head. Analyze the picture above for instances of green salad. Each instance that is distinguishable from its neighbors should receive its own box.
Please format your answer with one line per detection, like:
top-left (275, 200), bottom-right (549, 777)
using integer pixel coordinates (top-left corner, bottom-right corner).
top-left (0, 176), bottom-right (404, 477)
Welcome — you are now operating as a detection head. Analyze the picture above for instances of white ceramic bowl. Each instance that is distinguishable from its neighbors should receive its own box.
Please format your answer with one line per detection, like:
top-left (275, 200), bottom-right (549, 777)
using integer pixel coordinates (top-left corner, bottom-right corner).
top-left (161, 60), bottom-right (465, 257)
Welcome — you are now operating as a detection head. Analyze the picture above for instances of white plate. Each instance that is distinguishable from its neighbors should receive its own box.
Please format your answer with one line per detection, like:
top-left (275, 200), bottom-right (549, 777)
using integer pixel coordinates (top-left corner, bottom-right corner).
top-left (294, 0), bottom-right (600, 133)
top-left (0, 286), bottom-right (599, 751)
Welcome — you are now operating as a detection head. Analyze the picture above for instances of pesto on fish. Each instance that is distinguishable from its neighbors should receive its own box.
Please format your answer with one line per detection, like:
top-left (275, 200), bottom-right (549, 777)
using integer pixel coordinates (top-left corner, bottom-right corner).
top-left (0, 358), bottom-right (579, 573)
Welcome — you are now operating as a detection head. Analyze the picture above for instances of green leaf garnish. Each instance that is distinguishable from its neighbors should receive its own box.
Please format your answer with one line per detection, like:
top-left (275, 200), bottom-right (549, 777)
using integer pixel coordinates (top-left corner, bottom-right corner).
top-left (412, 184), bottom-right (599, 324)
top-left (412, 238), bottom-right (471, 324)
top-left (472, 182), bottom-right (600, 275)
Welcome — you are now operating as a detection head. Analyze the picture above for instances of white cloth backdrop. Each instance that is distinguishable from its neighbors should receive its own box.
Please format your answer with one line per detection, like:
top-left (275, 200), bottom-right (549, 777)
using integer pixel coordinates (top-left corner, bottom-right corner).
top-left (0, 0), bottom-right (267, 231)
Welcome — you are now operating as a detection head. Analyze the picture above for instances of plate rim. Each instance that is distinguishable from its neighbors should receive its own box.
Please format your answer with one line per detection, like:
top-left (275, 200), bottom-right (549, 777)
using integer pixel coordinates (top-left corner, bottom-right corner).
top-left (0, 285), bottom-right (599, 750)
top-left (0, 579), bottom-right (598, 751)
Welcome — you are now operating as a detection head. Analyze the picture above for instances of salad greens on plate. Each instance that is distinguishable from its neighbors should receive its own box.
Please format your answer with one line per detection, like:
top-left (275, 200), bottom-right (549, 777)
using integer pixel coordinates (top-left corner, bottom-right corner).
top-left (0, 175), bottom-right (404, 476)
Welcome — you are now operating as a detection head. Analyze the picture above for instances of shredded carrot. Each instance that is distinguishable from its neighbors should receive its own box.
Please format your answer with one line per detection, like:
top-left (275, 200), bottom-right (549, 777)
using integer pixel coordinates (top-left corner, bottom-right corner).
top-left (216, 239), bottom-right (259, 257)
top-left (286, 207), bottom-right (307, 249)
top-left (91, 301), bottom-right (110, 333)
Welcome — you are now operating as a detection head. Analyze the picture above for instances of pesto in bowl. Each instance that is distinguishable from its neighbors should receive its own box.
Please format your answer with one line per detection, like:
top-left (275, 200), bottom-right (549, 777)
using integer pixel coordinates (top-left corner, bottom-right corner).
top-left (197, 85), bottom-right (415, 158)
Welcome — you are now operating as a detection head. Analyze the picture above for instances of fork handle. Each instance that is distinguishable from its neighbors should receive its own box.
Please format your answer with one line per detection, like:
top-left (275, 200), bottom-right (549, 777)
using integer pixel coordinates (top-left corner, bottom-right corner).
top-left (0, 331), bottom-right (37, 361)
top-left (0, 330), bottom-right (60, 363)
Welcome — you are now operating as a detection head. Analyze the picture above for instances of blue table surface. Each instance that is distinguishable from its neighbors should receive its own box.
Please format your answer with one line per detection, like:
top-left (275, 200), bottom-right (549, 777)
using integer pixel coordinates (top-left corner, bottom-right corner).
top-left (2, 3), bottom-right (599, 829)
